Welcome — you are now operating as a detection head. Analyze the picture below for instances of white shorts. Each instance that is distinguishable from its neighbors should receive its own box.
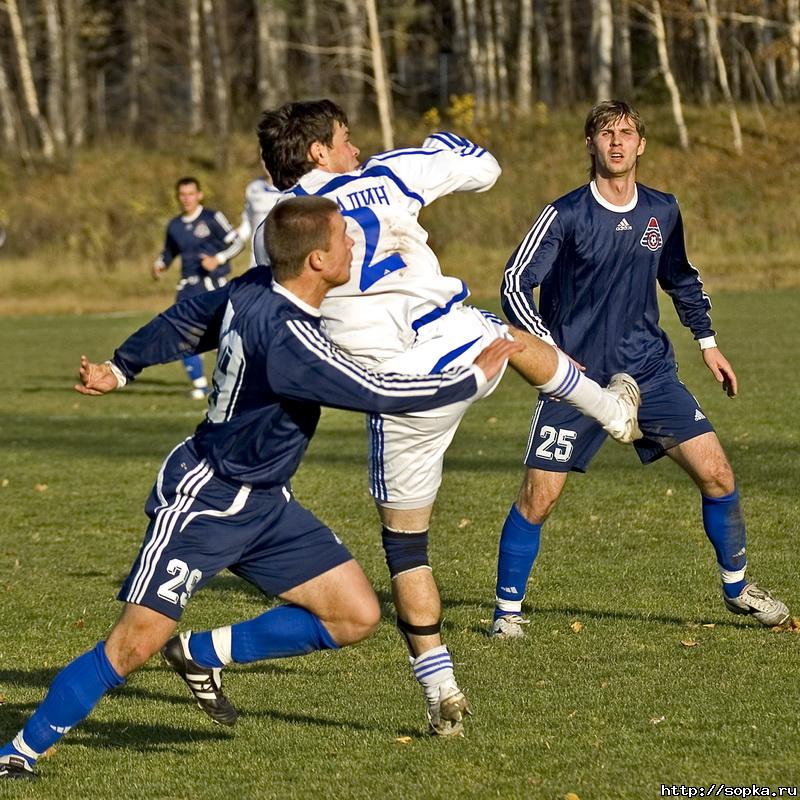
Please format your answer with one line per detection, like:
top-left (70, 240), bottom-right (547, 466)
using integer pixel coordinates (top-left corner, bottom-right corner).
top-left (368, 305), bottom-right (509, 509)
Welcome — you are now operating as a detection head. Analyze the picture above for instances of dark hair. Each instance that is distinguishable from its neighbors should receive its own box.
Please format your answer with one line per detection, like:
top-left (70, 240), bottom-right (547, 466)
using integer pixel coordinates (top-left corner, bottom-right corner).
top-left (584, 100), bottom-right (645, 177)
top-left (257, 100), bottom-right (349, 190)
top-left (264, 196), bottom-right (339, 282)
top-left (175, 176), bottom-right (200, 191)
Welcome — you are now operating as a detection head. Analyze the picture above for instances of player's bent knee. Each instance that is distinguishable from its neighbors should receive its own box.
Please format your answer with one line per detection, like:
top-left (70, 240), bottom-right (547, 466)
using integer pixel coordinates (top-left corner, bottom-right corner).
top-left (335, 595), bottom-right (381, 646)
top-left (381, 527), bottom-right (430, 579)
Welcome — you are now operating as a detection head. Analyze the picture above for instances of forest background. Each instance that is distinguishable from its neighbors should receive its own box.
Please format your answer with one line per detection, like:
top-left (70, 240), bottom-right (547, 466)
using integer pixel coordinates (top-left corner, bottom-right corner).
top-left (2, 0), bottom-right (798, 314)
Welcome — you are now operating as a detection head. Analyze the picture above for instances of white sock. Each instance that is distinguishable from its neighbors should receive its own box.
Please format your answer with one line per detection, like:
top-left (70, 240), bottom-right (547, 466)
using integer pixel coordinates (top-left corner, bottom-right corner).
top-left (538, 350), bottom-right (618, 428)
top-left (192, 376), bottom-right (209, 390)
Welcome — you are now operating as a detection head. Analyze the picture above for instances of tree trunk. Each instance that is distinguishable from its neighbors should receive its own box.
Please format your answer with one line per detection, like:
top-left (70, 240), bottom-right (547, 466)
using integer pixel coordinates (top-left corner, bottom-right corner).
top-left (700, 0), bottom-right (742, 155)
top-left (365, 0), bottom-right (393, 149)
top-left (255, 1), bottom-right (289, 109)
top-left (559, 0), bottom-right (575, 106)
top-left (43, 0), bottom-right (67, 152)
top-left (0, 47), bottom-right (23, 155)
top-left (202, 0), bottom-right (230, 165)
top-left (591, 0), bottom-right (613, 101)
top-left (755, 0), bottom-right (782, 106)
top-left (481, 0), bottom-right (499, 117)
top-left (493, 0), bottom-right (510, 116)
top-left (516, 0), bottom-right (533, 113)
top-left (534, 0), bottom-right (554, 107)
top-left (691, 0), bottom-right (713, 105)
top-left (614, 0), bottom-right (633, 99)
top-left (343, 0), bottom-right (365, 121)
top-left (649, 0), bottom-right (689, 149)
top-left (463, 0), bottom-right (486, 113)
top-left (188, 0), bottom-right (203, 134)
top-left (788, 0), bottom-right (800, 97)
top-left (450, 0), bottom-right (468, 95)
top-left (304, 0), bottom-right (323, 97)
top-left (62, 0), bottom-right (86, 147)
top-left (126, 0), bottom-right (148, 133)
top-left (6, 0), bottom-right (55, 159)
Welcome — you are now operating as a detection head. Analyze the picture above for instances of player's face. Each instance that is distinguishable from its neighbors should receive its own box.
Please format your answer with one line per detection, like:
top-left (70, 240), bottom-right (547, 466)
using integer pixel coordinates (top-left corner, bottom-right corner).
top-left (177, 183), bottom-right (203, 215)
top-left (323, 212), bottom-right (355, 286)
top-left (587, 116), bottom-right (646, 179)
top-left (316, 122), bottom-right (360, 174)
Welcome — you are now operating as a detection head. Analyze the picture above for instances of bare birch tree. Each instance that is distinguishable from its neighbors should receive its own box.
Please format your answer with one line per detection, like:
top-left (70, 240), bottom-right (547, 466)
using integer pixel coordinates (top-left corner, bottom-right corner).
top-left (255, 1), bottom-right (289, 110)
top-left (516, 0), bottom-right (533, 113)
top-left (5, 0), bottom-right (55, 159)
top-left (126, 0), bottom-right (148, 132)
top-left (343, 0), bottom-right (365, 120)
top-left (43, 0), bottom-right (67, 152)
top-left (365, 0), bottom-right (393, 149)
top-left (692, 0), bottom-right (713, 105)
top-left (188, 0), bottom-right (203, 134)
top-left (463, 0), bottom-right (486, 112)
top-left (304, 0), bottom-right (323, 97)
top-left (559, 0), bottom-right (576, 106)
top-left (755, 0), bottom-right (782, 105)
top-left (202, 0), bottom-right (230, 164)
top-left (493, 0), bottom-right (510, 115)
top-left (62, 0), bottom-right (86, 147)
top-left (534, 0), bottom-right (553, 107)
top-left (698, 0), bottom-right (742, 154)
top-left (614, 0), bottom-right (633, 99)
top-left (591, 0), bottom-right (614, 101)
top-left (0, 47), bottom-right (23, 155)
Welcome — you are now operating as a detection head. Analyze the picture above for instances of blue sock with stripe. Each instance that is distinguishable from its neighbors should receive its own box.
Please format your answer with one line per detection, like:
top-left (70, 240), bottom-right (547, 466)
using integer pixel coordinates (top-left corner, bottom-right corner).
top-left (188, 604), bottom-right (339, 667)
top-left (0, 642), bottom-right (124, 767)
top-left (182, 354), bottom-right (204, 383)
top-left (494, 505), bottom-right (541, 620)
top-left (702, 489), bottom-right (747, 598)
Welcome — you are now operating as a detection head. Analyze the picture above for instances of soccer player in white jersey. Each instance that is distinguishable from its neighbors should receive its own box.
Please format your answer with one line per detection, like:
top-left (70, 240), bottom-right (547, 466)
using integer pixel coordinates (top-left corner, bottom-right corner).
top-left (489, 100), bottom-right (789, 640)
top-left (230, 99), bottom-right (640, 735)
top-left (236, 175), bottom-right (283, 255)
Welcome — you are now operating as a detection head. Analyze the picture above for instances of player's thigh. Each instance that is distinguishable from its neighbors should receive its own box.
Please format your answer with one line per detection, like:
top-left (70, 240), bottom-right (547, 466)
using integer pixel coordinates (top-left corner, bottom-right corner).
top-left (665, 431), bottom-right (734, 495)
top-left (231, 489), bottom-right (354, 599)
top-left (523, 396), bottom-right (607, 473)
top-left (369, 306), bottom-right (508, 508)
top-left (516, 468), bottom-right (571, 523)
top-left (118, 440), bottom-right (269, 620)
top-left (634, 377), bottom-right (715, 465)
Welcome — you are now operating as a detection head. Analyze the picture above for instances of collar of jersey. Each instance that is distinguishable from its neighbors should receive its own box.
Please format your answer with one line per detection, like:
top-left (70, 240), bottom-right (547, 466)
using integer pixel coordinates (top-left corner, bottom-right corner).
top-left (590, 181), bottom-right (638, 213)
top-left (181, 205), bottom-right (204, 223)
top-left (271, 280), bottom-right (321, 317)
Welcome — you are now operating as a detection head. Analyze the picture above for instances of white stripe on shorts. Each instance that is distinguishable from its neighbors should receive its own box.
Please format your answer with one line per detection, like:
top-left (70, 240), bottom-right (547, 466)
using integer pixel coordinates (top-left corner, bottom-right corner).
top-left (523, 398), bottom-right (546, 463)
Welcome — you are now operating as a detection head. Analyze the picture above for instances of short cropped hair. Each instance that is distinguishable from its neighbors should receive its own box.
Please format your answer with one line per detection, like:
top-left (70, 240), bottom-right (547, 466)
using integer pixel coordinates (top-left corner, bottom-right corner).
top-left (264, 196), bottom-right (339, 282)
top-left (175, 176), bottom-right (200, 191)
top-left (584, 101), bottom-right (645, 177)
top-left (257, 100), bottom-right (349, 190)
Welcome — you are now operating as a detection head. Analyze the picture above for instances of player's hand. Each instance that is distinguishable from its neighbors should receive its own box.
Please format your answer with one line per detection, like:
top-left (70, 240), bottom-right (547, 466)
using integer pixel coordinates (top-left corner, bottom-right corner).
top-left (151, 262), bottom-right (165, 280)
top-left (201, 254), bottom-right (220, 272)
top-left (703, 347), bottom-right (737, 397)
top-left (74, 355), bottom-right (119, 396)
top-left (473, 338), bottom-right (524, 381)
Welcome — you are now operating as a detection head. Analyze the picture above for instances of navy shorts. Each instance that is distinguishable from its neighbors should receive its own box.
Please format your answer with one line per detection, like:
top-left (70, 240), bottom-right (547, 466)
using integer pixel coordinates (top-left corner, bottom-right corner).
top-left (523, 374), bottom-right (715, 472)
top-left (118, 439), bottom-right (352, 619)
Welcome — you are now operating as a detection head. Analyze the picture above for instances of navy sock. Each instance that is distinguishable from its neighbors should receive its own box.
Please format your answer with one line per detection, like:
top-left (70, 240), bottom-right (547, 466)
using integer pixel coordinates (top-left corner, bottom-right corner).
top-left (189, 605), bottom-right (339, 667)
top-left (0, 642), bottom-right (124, 766)
top-left (494, 505), bottom-right (541, 620)
top-left (702, 488), bottom-right (747, 598)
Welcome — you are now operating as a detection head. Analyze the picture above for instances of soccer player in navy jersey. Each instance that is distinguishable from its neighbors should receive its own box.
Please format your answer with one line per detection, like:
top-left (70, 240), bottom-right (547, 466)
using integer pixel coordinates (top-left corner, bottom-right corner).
top-left (152, 177), bottom-right (244, 398)
top-left (0, 197), bottom-right (519, 780)
top-left (490, 100), bottom-right (789, 638)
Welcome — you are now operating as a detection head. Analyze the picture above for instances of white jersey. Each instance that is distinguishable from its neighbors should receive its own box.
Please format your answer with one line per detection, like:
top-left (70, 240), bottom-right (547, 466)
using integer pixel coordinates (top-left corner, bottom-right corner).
top-left (254, 132), bottom-right (500, 364)
top-left (238, 177), bottom-right (283, 259)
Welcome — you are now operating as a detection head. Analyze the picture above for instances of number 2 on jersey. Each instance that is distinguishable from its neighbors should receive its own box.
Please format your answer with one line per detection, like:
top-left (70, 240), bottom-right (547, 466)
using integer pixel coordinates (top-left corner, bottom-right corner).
top-left (343, 206), bottom-right (406, 292)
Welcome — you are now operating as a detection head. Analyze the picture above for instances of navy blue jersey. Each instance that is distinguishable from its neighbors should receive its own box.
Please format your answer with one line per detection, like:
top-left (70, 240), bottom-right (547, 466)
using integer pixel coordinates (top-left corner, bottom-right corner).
top-left (111, 268), bottom-right (482, 488)
top-left (157, 206), bottom-right (243, 283)
top-left (502, 182), bottom-right (714, 387)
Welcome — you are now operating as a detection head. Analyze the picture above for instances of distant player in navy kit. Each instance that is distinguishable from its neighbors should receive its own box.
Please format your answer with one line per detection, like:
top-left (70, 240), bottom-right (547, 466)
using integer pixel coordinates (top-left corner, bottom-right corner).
top-left (152, 176), bottom-right (244, 398)
top-left (0, 197), bottom-right (519, 780)
top-left (490, 100), bottom-right (789, 638)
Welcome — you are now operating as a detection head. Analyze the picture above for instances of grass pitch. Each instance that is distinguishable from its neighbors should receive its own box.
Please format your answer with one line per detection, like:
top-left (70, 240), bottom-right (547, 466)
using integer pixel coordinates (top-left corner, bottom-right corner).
top-left (0, 292), bottom-right (798, 799)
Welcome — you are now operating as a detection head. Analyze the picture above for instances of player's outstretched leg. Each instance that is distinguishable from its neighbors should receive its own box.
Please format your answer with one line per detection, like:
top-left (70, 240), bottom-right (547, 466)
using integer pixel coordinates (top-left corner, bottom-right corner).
top-left (507, 329), bottom-right (642, 443)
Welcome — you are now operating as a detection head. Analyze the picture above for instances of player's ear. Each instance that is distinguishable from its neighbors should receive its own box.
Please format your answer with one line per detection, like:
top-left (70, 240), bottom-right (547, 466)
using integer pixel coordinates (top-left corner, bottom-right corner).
top-left (307, 248), bottom-right (325, 273)
top-left (308, 140), bottom-right (327, 168)
top-left (637, 137), bottom-right (646, 156)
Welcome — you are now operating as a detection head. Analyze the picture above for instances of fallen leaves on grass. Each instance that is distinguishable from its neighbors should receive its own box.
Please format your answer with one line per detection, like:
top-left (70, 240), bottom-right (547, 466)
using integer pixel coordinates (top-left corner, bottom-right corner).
top-left (34, 483), bottom-right (48, 492)
top-left (650, 715), bottom-right (666, 725)
top-left (570, 620), bottom-right (583, 633)
top-left (1, 479), bottom-right (8, 488)
top-left (394, 736), bottom-right (412, 744)
top-left (770, 617), bottom-right (800, 633)
top-left (564, 792), bottom-right (581, 800)
top-left (457, 518), bottom-right (470, 529)
top-left (680, 639), bottom-right (700, 647)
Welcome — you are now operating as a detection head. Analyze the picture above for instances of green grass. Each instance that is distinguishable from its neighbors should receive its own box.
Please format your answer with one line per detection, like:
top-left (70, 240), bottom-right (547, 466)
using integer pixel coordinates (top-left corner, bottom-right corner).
top-left (0, 292), bottom-right (798, 799)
